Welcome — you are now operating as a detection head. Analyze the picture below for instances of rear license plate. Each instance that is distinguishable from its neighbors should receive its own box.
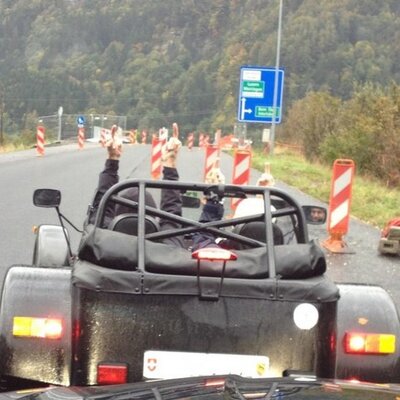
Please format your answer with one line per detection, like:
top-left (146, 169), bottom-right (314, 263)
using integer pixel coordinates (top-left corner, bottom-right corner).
top-left (143, 350), bottom-right (269, 379)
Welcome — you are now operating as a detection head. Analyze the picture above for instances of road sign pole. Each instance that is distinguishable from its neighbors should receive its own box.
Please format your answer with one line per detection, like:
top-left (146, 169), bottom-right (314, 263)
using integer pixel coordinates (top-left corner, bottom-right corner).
top-left (270, 0), bottom-right (283, 156)
top-left (57, 106), bottom-right (63, 142)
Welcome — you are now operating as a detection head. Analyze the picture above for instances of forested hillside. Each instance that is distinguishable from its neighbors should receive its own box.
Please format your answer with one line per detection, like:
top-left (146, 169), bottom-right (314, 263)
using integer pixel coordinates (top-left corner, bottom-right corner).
top-left (1, 0), bottom-right (400, 183)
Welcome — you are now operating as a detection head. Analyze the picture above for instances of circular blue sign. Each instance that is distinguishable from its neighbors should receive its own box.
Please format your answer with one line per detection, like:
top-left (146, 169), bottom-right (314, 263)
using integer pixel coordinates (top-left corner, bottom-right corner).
top-left (77, 116), bottom-right (86, 125)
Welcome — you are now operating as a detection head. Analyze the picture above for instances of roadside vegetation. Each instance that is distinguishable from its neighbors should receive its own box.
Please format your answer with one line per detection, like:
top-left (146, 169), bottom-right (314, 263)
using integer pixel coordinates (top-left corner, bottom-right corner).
top-left (0, 2), bottom-right (399, 230)
top-left (252, 146), bottom-right (399, 230)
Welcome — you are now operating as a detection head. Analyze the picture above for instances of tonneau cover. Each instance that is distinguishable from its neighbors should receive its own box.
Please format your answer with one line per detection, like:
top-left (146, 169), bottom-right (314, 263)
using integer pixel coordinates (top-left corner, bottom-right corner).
top-left (72, 260), bottom-right (339, 302)
top-left (78, 225), bottom-right (326, 279)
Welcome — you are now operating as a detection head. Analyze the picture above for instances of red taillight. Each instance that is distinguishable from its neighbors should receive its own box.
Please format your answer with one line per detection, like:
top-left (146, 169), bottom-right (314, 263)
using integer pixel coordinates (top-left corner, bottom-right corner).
top-left (192, 247), bottom-right (237, 261)
top-left (344, 332), bottom-right (396, 354)
top-left (97, 363), bottom-right (128, 385)
top-left (13, 317), bottom-right (63, 339)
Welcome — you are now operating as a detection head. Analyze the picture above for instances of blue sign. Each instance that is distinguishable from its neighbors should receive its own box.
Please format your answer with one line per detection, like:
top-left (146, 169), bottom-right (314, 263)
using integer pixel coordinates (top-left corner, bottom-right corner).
top-left (77, 115), bottom-right (86, 126)
top-left (237, 66), bottom-right (284, 124)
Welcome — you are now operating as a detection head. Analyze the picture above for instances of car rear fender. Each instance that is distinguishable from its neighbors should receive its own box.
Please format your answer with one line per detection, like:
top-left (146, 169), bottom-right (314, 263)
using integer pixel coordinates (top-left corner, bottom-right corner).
top-left (335, 283), bottom-right (400, 383)
top-left (0, 265), bottom-right (72, 386)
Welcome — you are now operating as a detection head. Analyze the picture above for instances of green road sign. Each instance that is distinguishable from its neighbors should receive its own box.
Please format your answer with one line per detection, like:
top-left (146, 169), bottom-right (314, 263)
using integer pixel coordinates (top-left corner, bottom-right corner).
top-left (242, 80), bottom-right (264, 98)
top-left (255, 106), bottom-right (280, 118)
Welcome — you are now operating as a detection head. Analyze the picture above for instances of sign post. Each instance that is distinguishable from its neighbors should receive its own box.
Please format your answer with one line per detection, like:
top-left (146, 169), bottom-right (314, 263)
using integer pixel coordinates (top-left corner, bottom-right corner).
top-left (77, 115), bottom-right (86, 150)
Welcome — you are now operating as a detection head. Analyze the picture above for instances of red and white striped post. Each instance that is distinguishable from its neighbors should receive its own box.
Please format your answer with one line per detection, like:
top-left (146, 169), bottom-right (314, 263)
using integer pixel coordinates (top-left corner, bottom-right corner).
top-left (78, 126), bottom-right (85, 150)
top-left (322, 159), bottom-right (355, 253)
top-left (231, 149), bottom-right (252, 211)
top-left (203, 145), bottom-right (220, 182)
top-left (187, 132), bottom-right (194, 150)
top-left (36, 125), bottom-right (45, 156)
top-left (151, 136), bottom-right (162, 180)
top-left (141, 130), bottom-right (147, 144)
top-left (100, 129), bottom-right (107, 147)
top-left (199, 133), bottom-right (205, 148)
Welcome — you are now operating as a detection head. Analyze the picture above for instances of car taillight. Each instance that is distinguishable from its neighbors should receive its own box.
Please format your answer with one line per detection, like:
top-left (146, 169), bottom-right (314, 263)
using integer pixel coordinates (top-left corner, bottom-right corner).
top-left (192, 247), bottom-right (237, 261)
top-left (344, 332), bottom-right (396, 354)
top-left (13, 317), bottom-right (63, 339)
top-left (97, 363), bottom-right (128, 385)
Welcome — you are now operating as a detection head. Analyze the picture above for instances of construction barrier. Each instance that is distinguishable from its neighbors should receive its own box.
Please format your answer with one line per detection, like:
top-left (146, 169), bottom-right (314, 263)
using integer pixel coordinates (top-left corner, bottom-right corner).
top-left (199, 133), bottom-right (205, 148)
top-left (78, 127), bottom-right (85, 150)
top-left (36, 125), bottom-right (45, 156)
top-left (187, 132), bottom-right (194, 150)
top-left (231, 149), bottom-right (252, 210)
top-left (151, 136), bottom-right (162, 180)
top-left (204, 145), bottom-right (220, 182)
top-left (100, 129), bottom-right (107, 147)
top-left (322, 159), bottom-right (355, 253)
top-left (141, 130), bottom-right (147, 144)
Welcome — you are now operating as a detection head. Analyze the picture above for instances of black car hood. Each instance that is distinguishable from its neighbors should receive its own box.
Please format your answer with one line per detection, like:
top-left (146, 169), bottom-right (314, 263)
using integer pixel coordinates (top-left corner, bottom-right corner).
top-left (1, 376), bottom-right (400, 400)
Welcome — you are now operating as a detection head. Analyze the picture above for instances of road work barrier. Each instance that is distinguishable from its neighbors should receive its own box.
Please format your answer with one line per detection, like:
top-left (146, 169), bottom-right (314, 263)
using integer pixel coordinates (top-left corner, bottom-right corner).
top-left (322, 159), bottom-right (355, 254)
top-left (199, 133), bottom-right (205, 148)
top-left (141, 130), bottom-right (147, 144)
top-left (100, 129), bottom-right (107, 147)
top-left (231, 149), bottom-right (252, 210)
top-left (151, 136), bottom-right (162, 180)
top-left (78, 127), bottom-right (85, 150)
top-left (187, 132), bottom-right (194, 150)
top-left (204, 145), bottom-right (220, 182)
top-left (159, 127), bottom-right (168, 154)
top-left (36, 126), bottom-right (45, 156)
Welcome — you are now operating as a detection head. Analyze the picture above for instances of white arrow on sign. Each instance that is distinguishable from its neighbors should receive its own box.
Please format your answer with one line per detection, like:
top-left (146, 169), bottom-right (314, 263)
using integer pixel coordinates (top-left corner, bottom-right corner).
top-left (240, 97), bottom-right (252, 120)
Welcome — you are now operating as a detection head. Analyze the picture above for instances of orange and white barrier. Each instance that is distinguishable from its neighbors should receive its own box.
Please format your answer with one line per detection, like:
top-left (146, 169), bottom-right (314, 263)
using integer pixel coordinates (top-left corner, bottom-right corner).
top-left (322, 159), bottom-right (355, 253)
top-left (204, 145), bottom-right (220, 182)
top-left (187, 132), bottom-right (194, 150)
top-left (78, 127), bottom-right (85, 150)
top-left (36, 125), bottom-right (45, 156)
top-left (100, 129), bottom-right (107, 147)
top-left (141, 130), bottom-right (147, 144)
top-left (231, 149), bottom-right (252, 210)
top-left (151, 136), bottom-right (162, 180)
top-left (220, 134), bottom-right (234, 150)
top-left (199, 133), bottom-right (205, 148)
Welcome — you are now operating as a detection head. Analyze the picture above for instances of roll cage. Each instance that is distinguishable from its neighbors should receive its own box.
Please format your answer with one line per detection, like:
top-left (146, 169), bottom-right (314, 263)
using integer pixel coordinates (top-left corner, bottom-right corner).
top-left (93, 179), bottom-right (309, 279)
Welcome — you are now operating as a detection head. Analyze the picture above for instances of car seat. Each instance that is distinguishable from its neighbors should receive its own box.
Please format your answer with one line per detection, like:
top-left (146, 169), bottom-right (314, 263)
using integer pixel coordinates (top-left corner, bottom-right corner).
top-left (233, 221), bottom-right (284, 248)
top-left (109, 213), bottom-right (159, 235)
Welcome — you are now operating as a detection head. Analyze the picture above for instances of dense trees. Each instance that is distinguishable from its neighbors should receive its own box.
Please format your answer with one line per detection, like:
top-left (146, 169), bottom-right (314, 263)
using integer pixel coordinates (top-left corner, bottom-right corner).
top-left (280, 84), bottom-right (400, 186)
top-left (0, 0), bottom-right (400, 184)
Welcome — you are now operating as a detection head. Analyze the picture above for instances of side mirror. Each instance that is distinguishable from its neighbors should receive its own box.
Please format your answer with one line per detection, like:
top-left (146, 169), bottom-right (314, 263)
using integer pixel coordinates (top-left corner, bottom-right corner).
top-left (33, 189), bottom-right (61, 208)
top-left (302, 205), bottom-right (327, 225)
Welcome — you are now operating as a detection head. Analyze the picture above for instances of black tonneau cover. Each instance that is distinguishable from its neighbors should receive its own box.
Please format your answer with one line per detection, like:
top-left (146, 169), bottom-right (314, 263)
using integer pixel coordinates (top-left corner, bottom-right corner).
top-left (78, 225), bottom-right (326, 279)
top-left (75, 226), bottom-right (339, 302)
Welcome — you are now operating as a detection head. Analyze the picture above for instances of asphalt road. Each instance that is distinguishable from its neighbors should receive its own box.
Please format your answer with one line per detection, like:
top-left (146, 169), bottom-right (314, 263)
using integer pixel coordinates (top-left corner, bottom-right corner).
top-left (0, 142), bottom-right (399, 312)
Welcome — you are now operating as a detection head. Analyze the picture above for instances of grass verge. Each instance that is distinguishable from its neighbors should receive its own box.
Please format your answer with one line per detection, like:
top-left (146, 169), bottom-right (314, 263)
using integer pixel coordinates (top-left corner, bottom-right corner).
top-left (252, 148), bottom-right (399, 229)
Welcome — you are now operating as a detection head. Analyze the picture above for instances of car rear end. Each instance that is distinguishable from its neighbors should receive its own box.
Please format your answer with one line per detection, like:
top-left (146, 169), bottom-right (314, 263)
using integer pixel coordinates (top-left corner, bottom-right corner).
top-left (70, 259), bottom-right (339, 385)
